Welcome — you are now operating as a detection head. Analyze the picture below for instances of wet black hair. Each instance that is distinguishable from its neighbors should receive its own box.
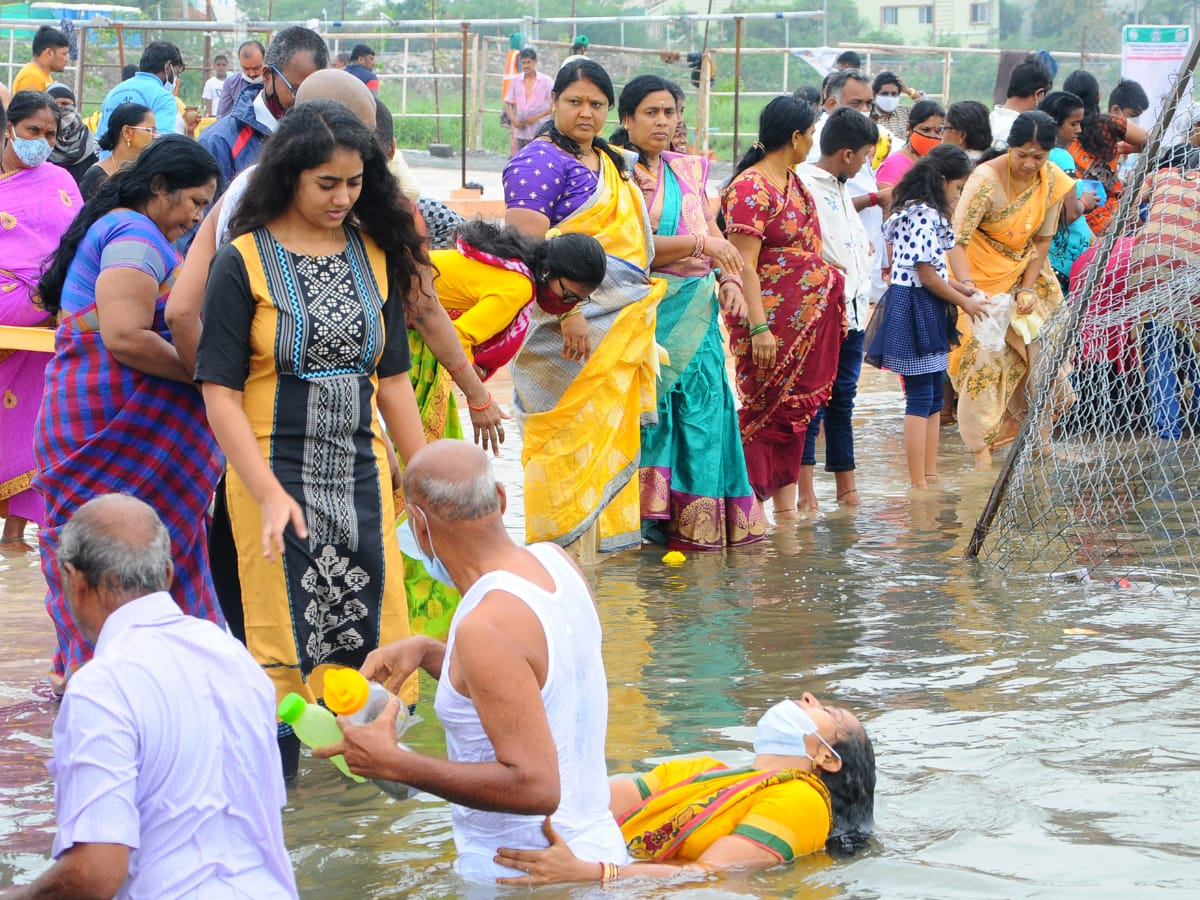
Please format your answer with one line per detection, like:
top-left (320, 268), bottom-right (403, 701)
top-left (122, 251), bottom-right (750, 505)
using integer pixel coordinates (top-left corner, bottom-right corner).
top-left (819, 105), bottom-right (878, 156)
top-left (1062, 69), bottom-right (1101, 116)
top-left (945, 100), bottom-right (992, 152)
top-left (97, 102), bottom-right (153, 152)
top-left (907, 98), bottom-right (945, 131)
top-left (730, 94), bottom-right (816, 181)
top-left (226, 99), bottom-right (427, 307)
top-left (38, 135), bottom-right (219, 314)
top-left (5, 89), bottom-right (58, 128)
top-left (351, 43), bottom-right (375, 61)
top-left (545, 59), bottom-right (627, 178)
top-left (1006, 59), bottom-right (1053, 99)
top-left (1038, 90), bottom-right (1085, 128)
top-left (892, 143), bottom-right (973, 220)
top-left (820, 725), bottom-right (876, 856)
top-left (519, 47), bottom-right (537, 62)
top-left (1007, 109), bottom-right (1057, 151)
top-left (1109, 78), bottom-right (1149, 116)
top-left (456, 219), bottom-right (606, 289)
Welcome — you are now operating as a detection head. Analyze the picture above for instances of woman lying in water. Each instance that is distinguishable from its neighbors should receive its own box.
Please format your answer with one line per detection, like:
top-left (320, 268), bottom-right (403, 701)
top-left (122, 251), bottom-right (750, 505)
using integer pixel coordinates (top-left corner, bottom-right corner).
top-left (493, 693), bottom-right (875, 885)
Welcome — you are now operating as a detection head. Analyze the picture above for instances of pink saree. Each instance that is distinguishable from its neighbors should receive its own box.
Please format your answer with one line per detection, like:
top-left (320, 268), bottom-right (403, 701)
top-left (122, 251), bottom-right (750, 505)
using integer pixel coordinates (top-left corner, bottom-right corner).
top-left (0, 164), bottom-right (82, 527)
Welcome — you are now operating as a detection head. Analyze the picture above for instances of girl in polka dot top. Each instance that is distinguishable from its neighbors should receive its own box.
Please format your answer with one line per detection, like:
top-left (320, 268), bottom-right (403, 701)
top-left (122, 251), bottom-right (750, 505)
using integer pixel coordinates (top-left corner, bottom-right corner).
top-left (866, 145), bottom-right (987, 490)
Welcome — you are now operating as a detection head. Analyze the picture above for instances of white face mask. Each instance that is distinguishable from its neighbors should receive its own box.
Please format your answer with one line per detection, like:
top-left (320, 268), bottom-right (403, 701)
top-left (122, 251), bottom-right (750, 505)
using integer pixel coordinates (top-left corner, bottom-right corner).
top-left (875, 94), bottom-right (901, 113)
top-left (246, 74), bottom-right (263, 85)
top-left (754, 699), bottom-right (822, 759)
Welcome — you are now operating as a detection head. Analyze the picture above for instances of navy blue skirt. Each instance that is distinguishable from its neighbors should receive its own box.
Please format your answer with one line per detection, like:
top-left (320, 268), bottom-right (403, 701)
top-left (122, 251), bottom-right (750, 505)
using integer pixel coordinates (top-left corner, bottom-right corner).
top-left (865, 283), bottom-right (958, 368)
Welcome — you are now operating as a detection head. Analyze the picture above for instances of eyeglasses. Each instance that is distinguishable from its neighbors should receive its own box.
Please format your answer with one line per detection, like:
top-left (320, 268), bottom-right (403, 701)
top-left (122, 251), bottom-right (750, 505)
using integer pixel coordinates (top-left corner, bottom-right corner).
top-left (914, 125), bottom-right (946, 137)
top-left (129, 126), bottom-right (158, 136)
top-left (557, 280), bottom-right (591, 305)
top-left (270, 65), bottom-right (297, 94)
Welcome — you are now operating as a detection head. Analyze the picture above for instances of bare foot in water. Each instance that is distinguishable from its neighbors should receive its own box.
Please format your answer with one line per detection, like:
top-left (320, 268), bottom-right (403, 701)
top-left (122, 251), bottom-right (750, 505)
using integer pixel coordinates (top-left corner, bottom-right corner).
top-left (796, 494), bottom-right (819, 513)
top-left (0, 537), bottom-right (34, 553)
top-left (973, 449), bottom-right (992, 470)
top-left (836, 489), bottom-right (860, 506)
top-left (774, 507), bottom-right (802, 522)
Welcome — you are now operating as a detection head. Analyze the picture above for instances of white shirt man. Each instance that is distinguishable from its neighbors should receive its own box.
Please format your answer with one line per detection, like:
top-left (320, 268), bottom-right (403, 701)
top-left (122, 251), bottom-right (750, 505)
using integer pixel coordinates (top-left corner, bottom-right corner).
top-left (10, 494), bottom-right (297, 900)
top-left (798, 163), bottom-right (873, 331)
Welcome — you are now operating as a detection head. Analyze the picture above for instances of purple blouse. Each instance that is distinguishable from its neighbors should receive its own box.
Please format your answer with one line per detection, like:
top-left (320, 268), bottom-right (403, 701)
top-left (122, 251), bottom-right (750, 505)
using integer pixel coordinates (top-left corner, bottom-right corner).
top-left (502, 140), bottom-right (598, 225)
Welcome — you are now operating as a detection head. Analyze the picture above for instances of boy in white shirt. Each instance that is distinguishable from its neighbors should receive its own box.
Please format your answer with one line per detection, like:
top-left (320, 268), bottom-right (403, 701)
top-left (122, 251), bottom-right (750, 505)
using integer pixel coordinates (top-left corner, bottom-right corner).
top-left (797, 107), bottom-right (879, 510)
top-left (201, 53), bottom-right (228, 116)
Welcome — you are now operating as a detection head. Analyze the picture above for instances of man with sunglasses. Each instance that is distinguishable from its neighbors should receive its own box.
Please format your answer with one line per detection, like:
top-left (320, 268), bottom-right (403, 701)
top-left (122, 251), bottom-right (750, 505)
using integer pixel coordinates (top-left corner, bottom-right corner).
top-left (95, 41), bottom-right (184, 157)
top-left (199, 26), bottom-right (328, 200)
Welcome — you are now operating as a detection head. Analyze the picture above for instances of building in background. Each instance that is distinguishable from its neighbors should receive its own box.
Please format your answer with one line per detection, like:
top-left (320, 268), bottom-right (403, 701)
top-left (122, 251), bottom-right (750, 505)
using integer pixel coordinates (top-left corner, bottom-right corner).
top-left (856, 0), bottom-right (998, 47)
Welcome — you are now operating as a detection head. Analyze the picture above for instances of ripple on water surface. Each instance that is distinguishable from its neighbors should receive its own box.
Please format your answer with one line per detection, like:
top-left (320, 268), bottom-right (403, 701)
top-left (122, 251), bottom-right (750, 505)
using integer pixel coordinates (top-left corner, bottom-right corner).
top-left (2, 387), bottom-right (1199, 897)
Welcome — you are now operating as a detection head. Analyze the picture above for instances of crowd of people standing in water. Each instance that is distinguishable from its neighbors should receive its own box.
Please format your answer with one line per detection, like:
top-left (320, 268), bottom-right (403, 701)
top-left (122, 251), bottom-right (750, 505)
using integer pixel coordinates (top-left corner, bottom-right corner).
top-left (0, 30), bottom-right (1186, 890)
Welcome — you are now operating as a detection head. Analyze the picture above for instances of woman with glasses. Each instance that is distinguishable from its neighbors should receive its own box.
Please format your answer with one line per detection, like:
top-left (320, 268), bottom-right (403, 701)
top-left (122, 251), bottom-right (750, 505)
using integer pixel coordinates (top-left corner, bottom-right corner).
top-left (493, 694), bottom-right (876, 884)
top-left (77, 102), bottom-right (155, 201)
top-left (876, 99), bottom-right (945, 188)
top-left (402, 220), bottom-right (606, 637)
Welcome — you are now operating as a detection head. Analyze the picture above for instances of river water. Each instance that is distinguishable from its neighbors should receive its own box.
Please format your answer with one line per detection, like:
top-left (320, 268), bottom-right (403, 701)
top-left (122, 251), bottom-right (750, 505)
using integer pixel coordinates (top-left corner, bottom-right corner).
top-left (2, 371), bottom-right (1198, 899)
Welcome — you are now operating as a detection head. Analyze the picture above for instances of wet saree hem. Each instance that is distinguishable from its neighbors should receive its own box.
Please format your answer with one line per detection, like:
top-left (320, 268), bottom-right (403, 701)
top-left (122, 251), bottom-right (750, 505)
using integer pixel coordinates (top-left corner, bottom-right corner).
top-left (639, 471), bottom-right (767, 549)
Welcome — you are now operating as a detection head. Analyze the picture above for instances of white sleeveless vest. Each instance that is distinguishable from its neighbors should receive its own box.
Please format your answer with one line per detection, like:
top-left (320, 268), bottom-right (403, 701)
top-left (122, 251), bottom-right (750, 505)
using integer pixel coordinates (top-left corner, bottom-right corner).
top-left (433, 543), bottom-right (630, 881)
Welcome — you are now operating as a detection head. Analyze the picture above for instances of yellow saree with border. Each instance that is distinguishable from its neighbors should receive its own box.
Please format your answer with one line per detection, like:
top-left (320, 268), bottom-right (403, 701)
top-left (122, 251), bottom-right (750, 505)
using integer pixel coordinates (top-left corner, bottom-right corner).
top-left (950, 161), bottom-right (1073, 451)
top-left (618, 756), bottom-right (832, 863)
top-left (511, 150), bottom-right (666, 552)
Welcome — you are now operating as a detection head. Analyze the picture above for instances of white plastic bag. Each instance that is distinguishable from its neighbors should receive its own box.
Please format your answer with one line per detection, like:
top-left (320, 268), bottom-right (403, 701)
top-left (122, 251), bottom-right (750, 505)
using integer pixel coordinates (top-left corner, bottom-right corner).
top-left (973, 292), bottom-right (1014, 353)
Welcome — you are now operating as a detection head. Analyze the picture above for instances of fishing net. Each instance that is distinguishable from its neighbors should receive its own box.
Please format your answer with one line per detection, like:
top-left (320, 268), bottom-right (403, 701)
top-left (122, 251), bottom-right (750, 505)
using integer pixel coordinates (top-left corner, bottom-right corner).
top-left (967, 41), bottom-right (1200, 598)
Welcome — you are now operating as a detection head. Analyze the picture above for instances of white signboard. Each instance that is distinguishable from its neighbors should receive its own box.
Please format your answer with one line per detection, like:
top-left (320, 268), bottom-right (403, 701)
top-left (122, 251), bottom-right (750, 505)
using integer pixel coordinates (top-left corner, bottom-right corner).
top-left (1121, 25), bottom-right (1192, 130)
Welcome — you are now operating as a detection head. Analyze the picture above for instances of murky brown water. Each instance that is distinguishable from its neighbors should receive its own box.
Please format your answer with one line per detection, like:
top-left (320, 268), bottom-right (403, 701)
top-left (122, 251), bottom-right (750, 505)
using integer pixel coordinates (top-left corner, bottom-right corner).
top-left (3, 371), bottom-right (1199, 899)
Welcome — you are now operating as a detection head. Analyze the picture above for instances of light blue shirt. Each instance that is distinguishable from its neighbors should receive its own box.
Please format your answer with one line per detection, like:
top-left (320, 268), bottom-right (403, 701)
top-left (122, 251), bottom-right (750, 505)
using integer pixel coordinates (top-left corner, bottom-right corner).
top-left (96, 72), bottom-right (179, 157)
top-left (48, 592), bottom-right (298, 900)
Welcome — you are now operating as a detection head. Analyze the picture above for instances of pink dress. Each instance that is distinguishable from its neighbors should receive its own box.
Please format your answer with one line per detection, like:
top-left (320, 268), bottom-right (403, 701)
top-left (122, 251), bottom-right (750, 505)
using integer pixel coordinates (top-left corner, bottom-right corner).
top-left (0, 163), bottom-right (82, 527)
top-left (876, 152), bottom-right (916, 188)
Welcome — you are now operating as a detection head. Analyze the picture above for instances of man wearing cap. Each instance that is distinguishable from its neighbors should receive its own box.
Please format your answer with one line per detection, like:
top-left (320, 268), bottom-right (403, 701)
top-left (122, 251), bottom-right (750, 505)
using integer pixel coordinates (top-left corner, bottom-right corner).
top-left (560, 35), bottom-right (589, 69)
top-left (4, 494), bottom-right (297, 900)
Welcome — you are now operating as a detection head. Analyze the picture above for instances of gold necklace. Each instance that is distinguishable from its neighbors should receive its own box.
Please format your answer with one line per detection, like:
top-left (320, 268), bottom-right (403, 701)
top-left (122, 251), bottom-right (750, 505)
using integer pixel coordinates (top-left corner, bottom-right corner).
top-left (275, 225), bottom-right (345, 259)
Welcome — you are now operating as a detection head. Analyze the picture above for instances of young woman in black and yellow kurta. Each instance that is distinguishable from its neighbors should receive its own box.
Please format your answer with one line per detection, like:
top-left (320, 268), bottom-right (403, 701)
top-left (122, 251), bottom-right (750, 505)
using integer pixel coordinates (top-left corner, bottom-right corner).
top-left (196, 100), bottom-right (427, 775)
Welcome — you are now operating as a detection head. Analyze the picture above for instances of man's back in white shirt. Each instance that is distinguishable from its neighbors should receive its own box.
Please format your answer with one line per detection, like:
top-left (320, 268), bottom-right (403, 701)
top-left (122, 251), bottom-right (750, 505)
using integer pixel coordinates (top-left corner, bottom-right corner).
top-left (50, 591), bottom-right (298, 899)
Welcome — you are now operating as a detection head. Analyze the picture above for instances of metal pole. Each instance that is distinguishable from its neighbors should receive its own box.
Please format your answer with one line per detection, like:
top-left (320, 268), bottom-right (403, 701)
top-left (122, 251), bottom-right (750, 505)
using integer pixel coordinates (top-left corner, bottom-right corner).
top-left (461, 22), bottom-right (469, 185)
top-left (733, 17), bottom-right (743, 163)
top-left (73, 27), bottom-right (87, 107)
top-left (698, 51), bottom-right (712, 154)
top-left (431, 0), bottom-right (442, 143)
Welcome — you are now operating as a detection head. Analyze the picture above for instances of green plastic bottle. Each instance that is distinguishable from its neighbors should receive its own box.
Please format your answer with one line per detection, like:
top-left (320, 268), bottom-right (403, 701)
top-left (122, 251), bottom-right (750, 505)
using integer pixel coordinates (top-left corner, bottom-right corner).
top-left (277, 693), bottom-right (366, 782)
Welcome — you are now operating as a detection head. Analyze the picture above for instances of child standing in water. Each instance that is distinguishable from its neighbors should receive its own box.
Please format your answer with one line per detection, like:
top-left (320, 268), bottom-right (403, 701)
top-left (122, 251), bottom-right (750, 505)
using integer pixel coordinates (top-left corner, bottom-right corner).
top-left (867, 144), bottom-right (986, 489)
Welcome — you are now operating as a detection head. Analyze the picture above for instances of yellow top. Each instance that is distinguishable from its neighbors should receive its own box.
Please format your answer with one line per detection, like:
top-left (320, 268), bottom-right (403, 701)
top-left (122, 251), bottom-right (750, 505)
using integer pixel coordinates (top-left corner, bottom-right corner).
top-left (11, 62), bottom-right (53, 95)
top-left (429, 249), bottom-right (532, 362)
top-left (619, 756), bottom-right (832, 863)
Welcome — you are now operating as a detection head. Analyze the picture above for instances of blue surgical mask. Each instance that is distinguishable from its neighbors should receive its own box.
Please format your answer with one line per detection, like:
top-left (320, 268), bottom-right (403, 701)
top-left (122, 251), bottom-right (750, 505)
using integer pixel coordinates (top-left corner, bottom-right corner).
top-left (11, 135), bottom-right (53, 168)
top-left (753, 699), bottom-right (838, 763)
top-left (397, 507), bottom-right (453, 586)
